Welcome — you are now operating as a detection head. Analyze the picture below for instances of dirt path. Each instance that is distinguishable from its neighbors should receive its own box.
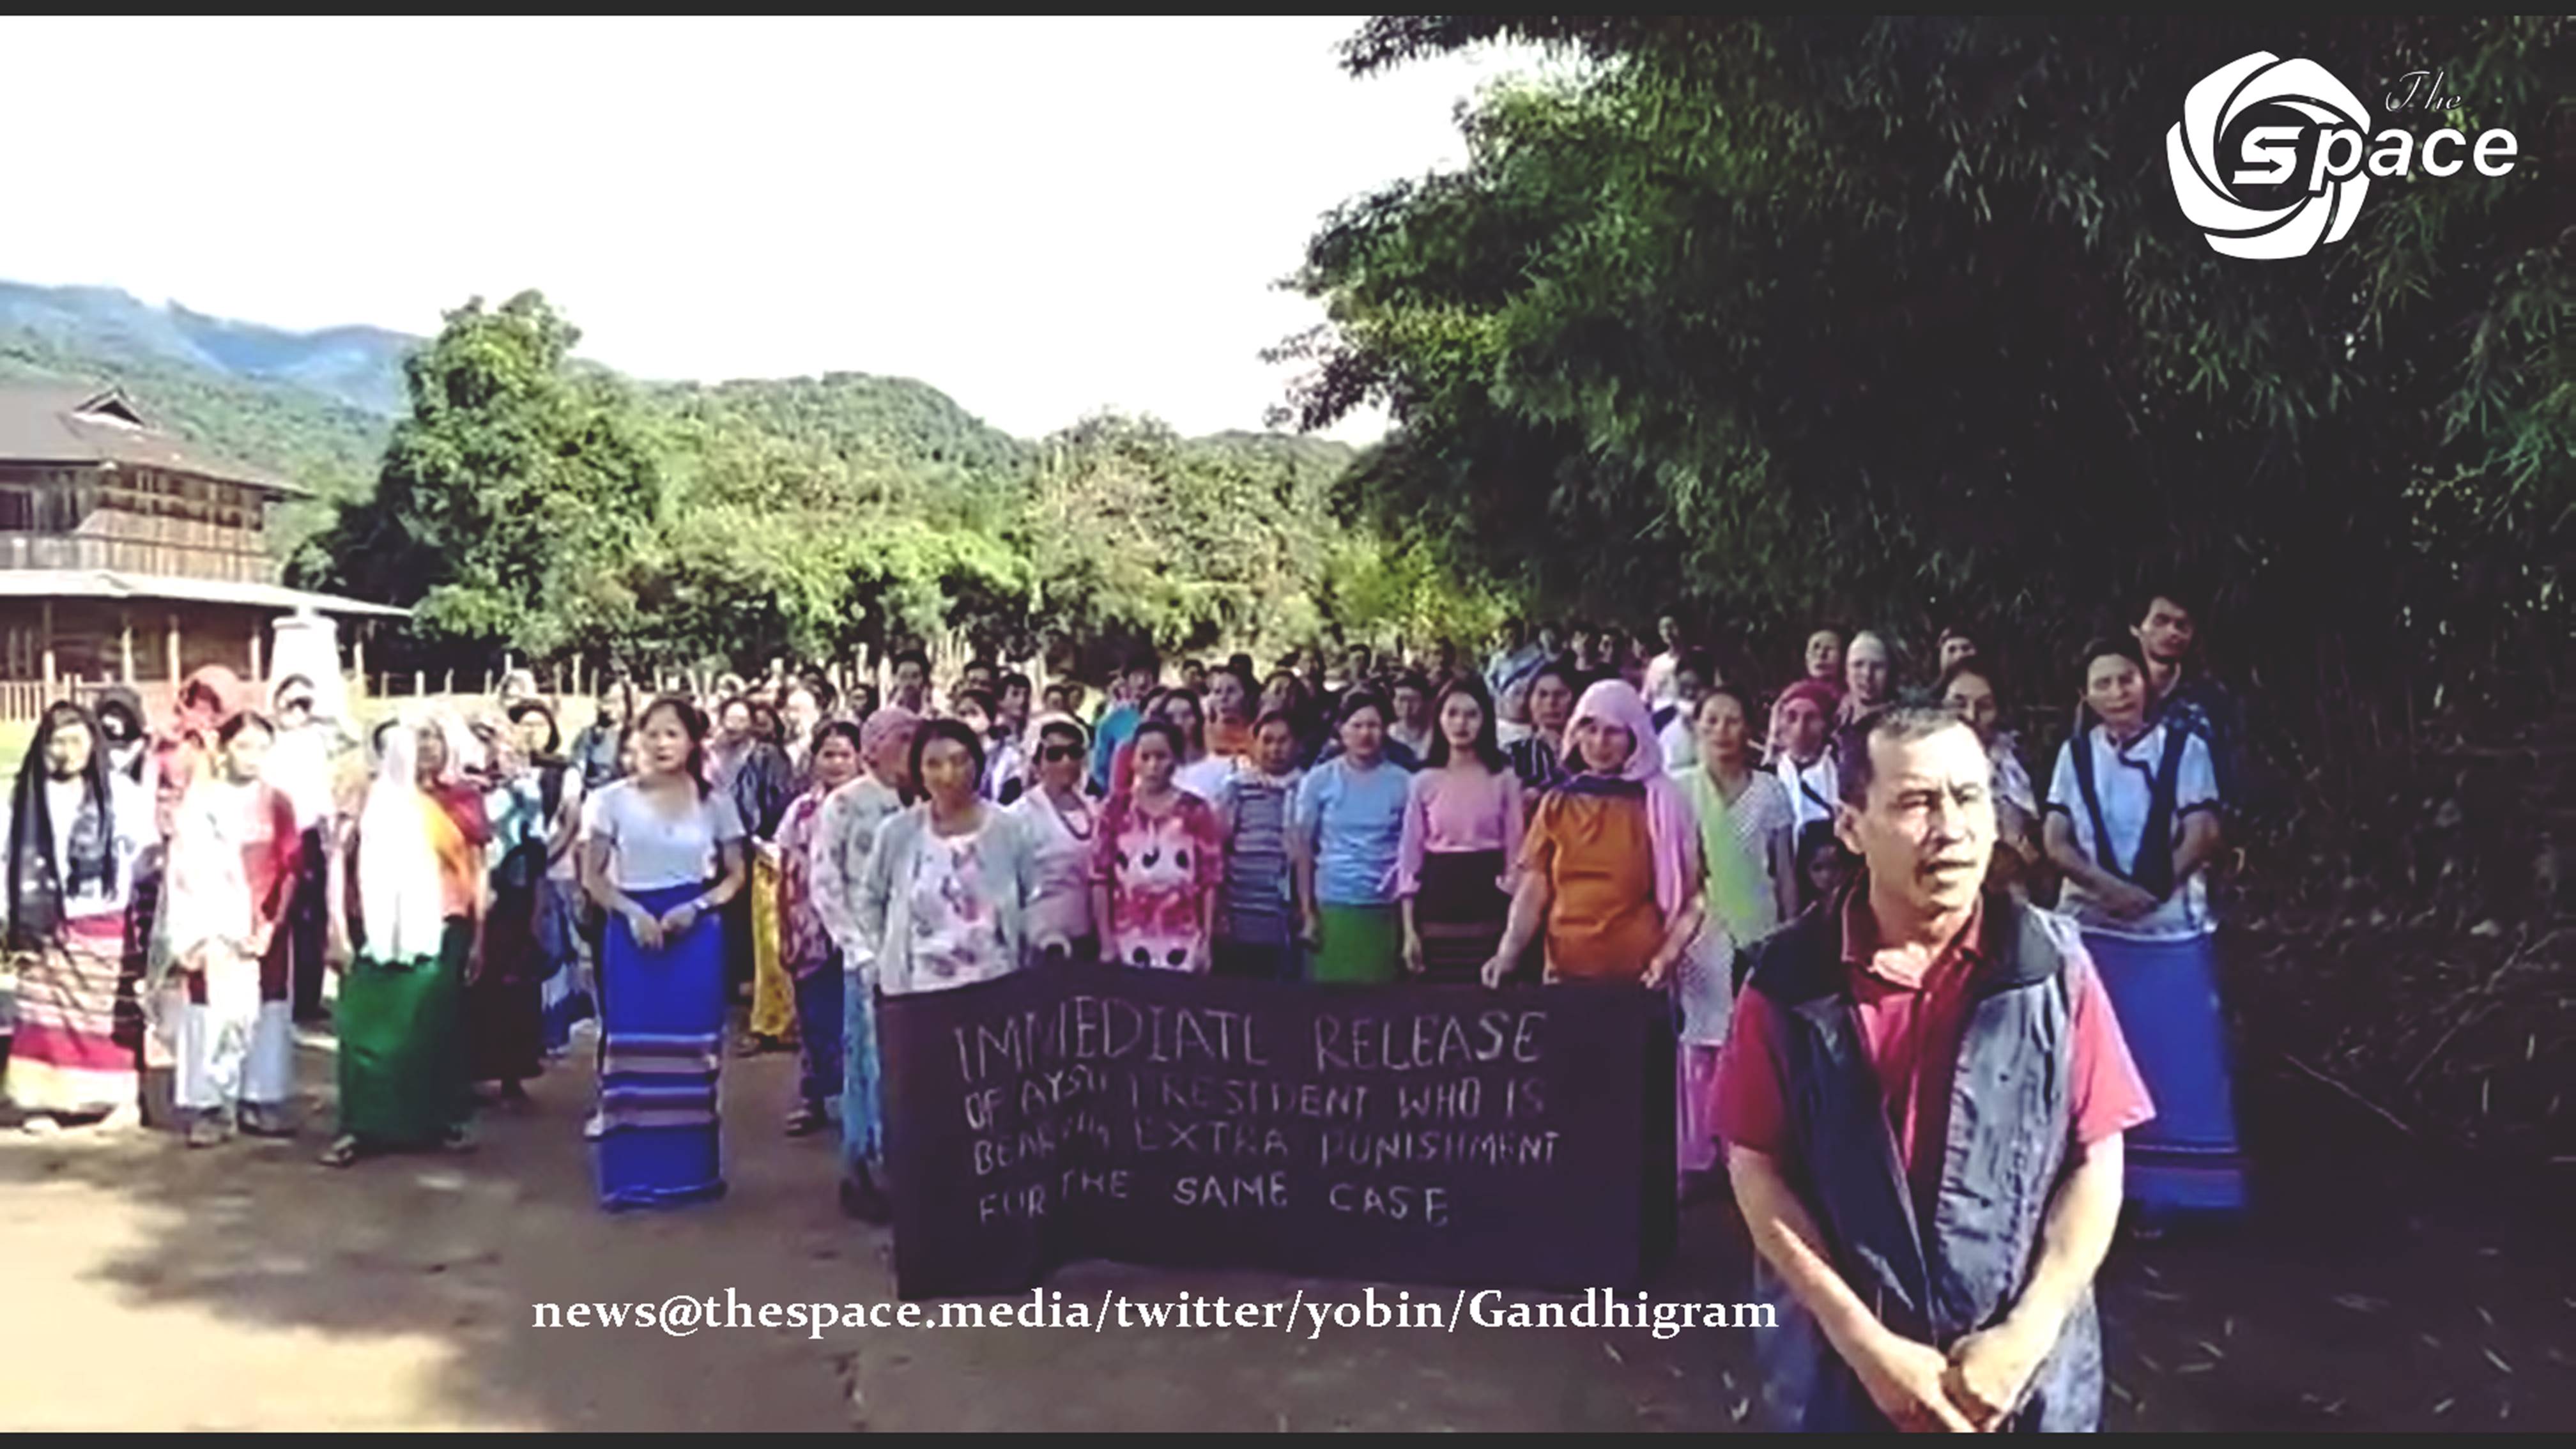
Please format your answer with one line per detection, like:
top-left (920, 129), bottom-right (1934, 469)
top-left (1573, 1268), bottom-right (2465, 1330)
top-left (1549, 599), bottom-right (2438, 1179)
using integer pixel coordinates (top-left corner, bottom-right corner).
top-left (1, 1027), bottom-right (2568, 1430)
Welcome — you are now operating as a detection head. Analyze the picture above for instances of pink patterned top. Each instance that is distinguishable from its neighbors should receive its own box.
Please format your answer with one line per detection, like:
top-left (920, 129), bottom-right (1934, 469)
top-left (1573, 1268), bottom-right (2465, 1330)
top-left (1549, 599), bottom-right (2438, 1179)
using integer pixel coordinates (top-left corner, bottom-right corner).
top-left (1091, 790), bottom-right (1225, 972)
top-left (773, 788), bottom-right (834, 979)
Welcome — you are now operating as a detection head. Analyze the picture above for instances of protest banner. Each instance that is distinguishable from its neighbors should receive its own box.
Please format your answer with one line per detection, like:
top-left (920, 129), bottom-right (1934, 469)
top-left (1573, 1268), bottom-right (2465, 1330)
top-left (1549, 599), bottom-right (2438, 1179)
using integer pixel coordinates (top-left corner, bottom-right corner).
top-left (877, 963), bottom-right (1675, 1300)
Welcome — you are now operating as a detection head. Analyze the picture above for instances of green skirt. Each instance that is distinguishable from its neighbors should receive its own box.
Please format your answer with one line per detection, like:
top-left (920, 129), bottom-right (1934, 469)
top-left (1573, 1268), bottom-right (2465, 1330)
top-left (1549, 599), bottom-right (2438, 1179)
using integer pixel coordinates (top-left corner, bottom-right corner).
top-left (337, 918), bottom-right (472, 1149)
top-left (1310, 903), bottom-right (1403, 985)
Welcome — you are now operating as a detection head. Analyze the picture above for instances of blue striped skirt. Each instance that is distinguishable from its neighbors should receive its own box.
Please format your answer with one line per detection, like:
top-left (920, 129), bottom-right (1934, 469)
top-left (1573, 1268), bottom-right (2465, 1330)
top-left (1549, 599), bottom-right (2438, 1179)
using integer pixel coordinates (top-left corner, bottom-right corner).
top-left (2084, 929), bottom-right (2248, 1217)
top-left (596, 882), bottom-right (726, 1210)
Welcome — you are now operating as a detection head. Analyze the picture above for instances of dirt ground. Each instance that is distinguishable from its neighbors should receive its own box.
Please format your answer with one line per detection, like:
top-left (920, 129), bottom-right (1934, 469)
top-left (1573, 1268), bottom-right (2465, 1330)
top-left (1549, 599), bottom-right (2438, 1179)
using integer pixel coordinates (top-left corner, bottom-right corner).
top-left (1, 1019), bottom-right (2568, 1431)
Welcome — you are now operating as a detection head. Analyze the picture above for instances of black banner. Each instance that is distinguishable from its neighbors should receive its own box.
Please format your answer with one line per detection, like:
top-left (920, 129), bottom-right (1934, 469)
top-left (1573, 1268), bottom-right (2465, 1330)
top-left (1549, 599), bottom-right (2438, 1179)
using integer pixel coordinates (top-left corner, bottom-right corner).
top-left (877, 963), bottom-right (1675, 1300)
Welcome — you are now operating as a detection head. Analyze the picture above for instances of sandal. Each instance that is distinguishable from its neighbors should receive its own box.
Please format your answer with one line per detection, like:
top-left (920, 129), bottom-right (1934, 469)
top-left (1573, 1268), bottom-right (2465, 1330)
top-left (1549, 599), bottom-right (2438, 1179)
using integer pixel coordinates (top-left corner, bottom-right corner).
top-left (185, 1115), bottom-right (231, 1149)
top-left (784, 1103), bottom-right (825, 1137)
top-left (317, 1136), bottom-right (363, 1168)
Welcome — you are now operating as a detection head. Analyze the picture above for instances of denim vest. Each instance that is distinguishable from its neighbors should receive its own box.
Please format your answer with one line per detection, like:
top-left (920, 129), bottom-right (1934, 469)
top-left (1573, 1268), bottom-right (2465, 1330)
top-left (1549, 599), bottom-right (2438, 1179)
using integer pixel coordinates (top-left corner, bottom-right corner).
top-left (1742, 894), bottom-right (2102, 1432)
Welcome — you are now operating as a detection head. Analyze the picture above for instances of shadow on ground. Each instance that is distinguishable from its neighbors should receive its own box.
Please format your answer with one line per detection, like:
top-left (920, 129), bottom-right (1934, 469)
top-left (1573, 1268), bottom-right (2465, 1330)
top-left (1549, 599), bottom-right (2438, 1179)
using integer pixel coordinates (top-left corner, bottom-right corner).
top-left (1, 984), bottom-right (2569, 1430)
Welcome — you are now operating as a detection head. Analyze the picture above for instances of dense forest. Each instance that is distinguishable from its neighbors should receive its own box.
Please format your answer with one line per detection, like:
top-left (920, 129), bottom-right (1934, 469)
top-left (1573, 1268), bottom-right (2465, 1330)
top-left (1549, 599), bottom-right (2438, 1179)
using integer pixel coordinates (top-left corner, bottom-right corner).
top-left (1280, 15), bottom-right (2572, 1156)
top-left (4, 292), bottom-right (1476, 677)
top-left (287, 293), bottom-right (1461, 680)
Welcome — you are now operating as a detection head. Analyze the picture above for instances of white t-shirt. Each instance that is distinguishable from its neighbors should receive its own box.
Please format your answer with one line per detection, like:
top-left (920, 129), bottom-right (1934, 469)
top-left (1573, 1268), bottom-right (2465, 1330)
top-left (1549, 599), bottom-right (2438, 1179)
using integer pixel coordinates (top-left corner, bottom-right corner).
top-left (1644, 650), bottom-right (1684, 709)
top-left (2046, 723), bottom-right (2220, 941)
top-left (1658, 716), bottom-right (1697, 774)
top-left (580, 779), bottom-right (746, 893)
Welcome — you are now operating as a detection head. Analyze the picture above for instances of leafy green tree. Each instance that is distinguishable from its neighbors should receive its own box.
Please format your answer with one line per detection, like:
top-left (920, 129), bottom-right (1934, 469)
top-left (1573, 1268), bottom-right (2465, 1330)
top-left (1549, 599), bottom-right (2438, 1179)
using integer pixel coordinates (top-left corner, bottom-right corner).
top-left (298, 292), bottom-right (666, 659)
top-left (1285, 17), bottom-right (2571, 740)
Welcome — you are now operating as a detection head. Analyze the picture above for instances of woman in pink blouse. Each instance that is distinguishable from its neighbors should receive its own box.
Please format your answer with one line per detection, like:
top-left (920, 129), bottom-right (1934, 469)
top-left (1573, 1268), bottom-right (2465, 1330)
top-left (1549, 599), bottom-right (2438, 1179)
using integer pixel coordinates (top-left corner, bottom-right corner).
top-left (1399, 679), bottom-right (1524, 982)
top-left (1091, 721), bottom-right (1225, 972)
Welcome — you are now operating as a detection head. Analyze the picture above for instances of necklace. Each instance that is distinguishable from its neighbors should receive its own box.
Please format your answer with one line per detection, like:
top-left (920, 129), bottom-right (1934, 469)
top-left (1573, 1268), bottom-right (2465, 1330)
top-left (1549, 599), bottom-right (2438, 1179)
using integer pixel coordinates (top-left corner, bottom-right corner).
top-left (1046, 787), bottom-right (1095, 842)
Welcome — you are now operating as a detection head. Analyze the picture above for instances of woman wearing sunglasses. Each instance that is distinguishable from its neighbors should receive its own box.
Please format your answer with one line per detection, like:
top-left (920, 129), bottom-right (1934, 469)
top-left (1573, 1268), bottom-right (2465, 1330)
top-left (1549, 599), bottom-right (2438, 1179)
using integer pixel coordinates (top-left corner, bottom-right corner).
top-left (1008, 717), bottom-right (1098, 965)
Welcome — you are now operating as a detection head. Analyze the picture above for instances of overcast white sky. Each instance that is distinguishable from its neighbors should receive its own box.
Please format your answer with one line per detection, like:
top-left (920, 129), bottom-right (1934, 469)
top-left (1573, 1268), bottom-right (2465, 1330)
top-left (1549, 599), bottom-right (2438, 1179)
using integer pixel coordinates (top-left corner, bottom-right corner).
top-left (0, 17), bottom-right (1534, 440)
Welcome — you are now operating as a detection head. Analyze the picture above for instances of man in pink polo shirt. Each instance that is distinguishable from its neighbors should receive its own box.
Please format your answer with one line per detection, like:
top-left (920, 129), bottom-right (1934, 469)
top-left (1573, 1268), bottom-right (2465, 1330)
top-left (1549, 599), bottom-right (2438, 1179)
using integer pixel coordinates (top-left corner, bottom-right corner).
top-left (1714, 705), bottom-right (2152, 1432)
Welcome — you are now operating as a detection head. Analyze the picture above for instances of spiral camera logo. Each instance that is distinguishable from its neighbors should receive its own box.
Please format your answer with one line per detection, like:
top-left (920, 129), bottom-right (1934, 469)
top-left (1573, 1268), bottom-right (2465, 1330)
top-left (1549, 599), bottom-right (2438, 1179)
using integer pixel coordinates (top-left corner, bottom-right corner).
top-left (2166, 52), bottom-right (2372, 260)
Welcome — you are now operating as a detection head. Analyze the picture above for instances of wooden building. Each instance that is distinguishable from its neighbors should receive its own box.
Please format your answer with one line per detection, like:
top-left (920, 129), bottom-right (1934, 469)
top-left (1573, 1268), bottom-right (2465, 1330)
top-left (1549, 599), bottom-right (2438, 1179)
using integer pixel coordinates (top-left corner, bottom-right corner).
top-left (0, 383), bottom-right (405, 720)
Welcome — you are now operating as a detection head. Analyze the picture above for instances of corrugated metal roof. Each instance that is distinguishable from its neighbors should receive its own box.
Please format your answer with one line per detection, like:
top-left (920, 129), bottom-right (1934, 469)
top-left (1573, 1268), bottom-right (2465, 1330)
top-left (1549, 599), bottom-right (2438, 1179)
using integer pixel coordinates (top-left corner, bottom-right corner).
top-left (0, 568), bottom-right (409, 617)
top-left (0, 383), bottom-right (311, 497)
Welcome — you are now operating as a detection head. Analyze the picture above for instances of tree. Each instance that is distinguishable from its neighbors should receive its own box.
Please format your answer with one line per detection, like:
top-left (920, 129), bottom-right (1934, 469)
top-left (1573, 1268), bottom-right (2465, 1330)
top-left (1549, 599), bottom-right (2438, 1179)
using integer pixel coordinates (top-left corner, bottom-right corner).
top-left (1284, 17), bottom-right (2571, 749)
top-left (298, 291), bottom-right (664, 660)
top-left (1023, 413), bottom-right (1353, 665)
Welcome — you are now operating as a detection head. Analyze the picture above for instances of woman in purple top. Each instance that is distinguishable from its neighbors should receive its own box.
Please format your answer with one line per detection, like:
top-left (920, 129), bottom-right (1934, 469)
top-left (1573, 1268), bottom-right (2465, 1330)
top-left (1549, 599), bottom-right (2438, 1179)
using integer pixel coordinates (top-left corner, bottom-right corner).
top-left (1398, 679), bottom-right (1524, 983)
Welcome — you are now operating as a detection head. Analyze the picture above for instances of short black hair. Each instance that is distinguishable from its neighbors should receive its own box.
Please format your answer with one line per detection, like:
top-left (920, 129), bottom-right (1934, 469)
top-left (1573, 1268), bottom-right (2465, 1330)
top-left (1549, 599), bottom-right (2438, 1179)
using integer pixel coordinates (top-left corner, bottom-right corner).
top-left (507, 698), bottom-right (563, 755)
top-left (999, 671), bottom-right (1032, 694)
top-left (908, 717), bottom-right (987, 788)
top-left (1336, 687), bottom-right (1390, 727)
top-left (1034, 717), bottom-right (1088, 752)
top-left (954, 689), bottom-right (998, 719)
top-left (891, 648), bottom-right (931, 675)
top-left (218, 710), bottom-right (275, 746)
top-left (1935, 656), bottom-right (2002, 701)
top-left (1695, 682), bottom-right (1758, 726)
top-left (1123, 652), bottom-right (1160, 678)
top-left (1130, 718), bottom-right (1187, 763)
top-left (1835, 704), bottom-right (1977, 807)
top-left (2131, 578), bottom-right (2205, 629)
top-left (814, 719), bottom-right (866, 760)
top-left (2076, 634), bottom-right (2149, 684)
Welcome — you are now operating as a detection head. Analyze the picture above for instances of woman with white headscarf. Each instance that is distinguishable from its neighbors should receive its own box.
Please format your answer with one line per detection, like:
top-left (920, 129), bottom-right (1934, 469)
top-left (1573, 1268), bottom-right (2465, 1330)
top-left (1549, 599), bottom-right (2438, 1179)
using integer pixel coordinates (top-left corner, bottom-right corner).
top-left (318, 713), bottom-right (491, 1167)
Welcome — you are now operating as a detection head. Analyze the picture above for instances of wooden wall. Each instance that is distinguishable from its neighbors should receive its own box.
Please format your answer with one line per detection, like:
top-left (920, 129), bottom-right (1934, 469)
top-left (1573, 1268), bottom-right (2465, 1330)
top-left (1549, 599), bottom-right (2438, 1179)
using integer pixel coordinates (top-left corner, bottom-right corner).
top-left (0, 597), bottom-right (265, 719)
top-left (0, 463), bottom-right (277, 584)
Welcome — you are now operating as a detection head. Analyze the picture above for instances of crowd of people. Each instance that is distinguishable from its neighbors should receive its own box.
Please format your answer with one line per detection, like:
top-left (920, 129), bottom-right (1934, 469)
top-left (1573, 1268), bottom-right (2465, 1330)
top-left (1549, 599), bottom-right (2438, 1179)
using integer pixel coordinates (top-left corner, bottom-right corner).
top-left (1, 582), bottom-right (2256, 1430)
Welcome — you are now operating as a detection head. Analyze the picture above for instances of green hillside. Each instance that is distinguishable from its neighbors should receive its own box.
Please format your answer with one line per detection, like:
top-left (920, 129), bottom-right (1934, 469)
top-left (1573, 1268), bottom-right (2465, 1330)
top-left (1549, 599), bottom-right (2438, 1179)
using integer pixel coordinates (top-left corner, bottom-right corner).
top-left (3, 286), bottom-right (1444, 670)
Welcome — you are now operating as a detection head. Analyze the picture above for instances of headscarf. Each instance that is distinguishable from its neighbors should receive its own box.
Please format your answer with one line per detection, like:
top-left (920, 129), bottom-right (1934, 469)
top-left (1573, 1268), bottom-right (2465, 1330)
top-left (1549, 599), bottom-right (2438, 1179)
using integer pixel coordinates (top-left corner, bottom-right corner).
top-left (356, 718), bottom-right (455, 963)
top-left (418, 709), bottom-right (495, 847)
top-left (6, 702), bottom-right (119, 949)
top-left (164, 664), bottom-right (249, 744)
top-left (468, 705), bottom-right (523, 779)
top-left (859, 703), bottom-right (921, 780)
top-left (92, 686), bottom-right (150, 783)
top-left (1563, 680), bottom-right (1699, 925)
top-left (151, 664), bottom-right (250, 833)
top-left (1774, 678), bottom-right (1839, 721)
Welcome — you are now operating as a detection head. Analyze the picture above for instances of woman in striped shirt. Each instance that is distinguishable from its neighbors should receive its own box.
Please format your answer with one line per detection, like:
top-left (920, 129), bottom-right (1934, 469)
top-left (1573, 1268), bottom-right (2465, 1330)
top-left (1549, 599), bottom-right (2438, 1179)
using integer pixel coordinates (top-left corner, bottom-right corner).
top-left (1211, 710), bottom-right (1305, 981)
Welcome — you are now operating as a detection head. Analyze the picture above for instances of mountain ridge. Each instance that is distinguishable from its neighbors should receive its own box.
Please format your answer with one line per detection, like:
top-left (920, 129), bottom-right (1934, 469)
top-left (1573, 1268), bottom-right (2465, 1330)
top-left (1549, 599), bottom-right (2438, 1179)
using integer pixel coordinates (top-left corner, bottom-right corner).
top-left (0, 280), bottom-right (1351, 559)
